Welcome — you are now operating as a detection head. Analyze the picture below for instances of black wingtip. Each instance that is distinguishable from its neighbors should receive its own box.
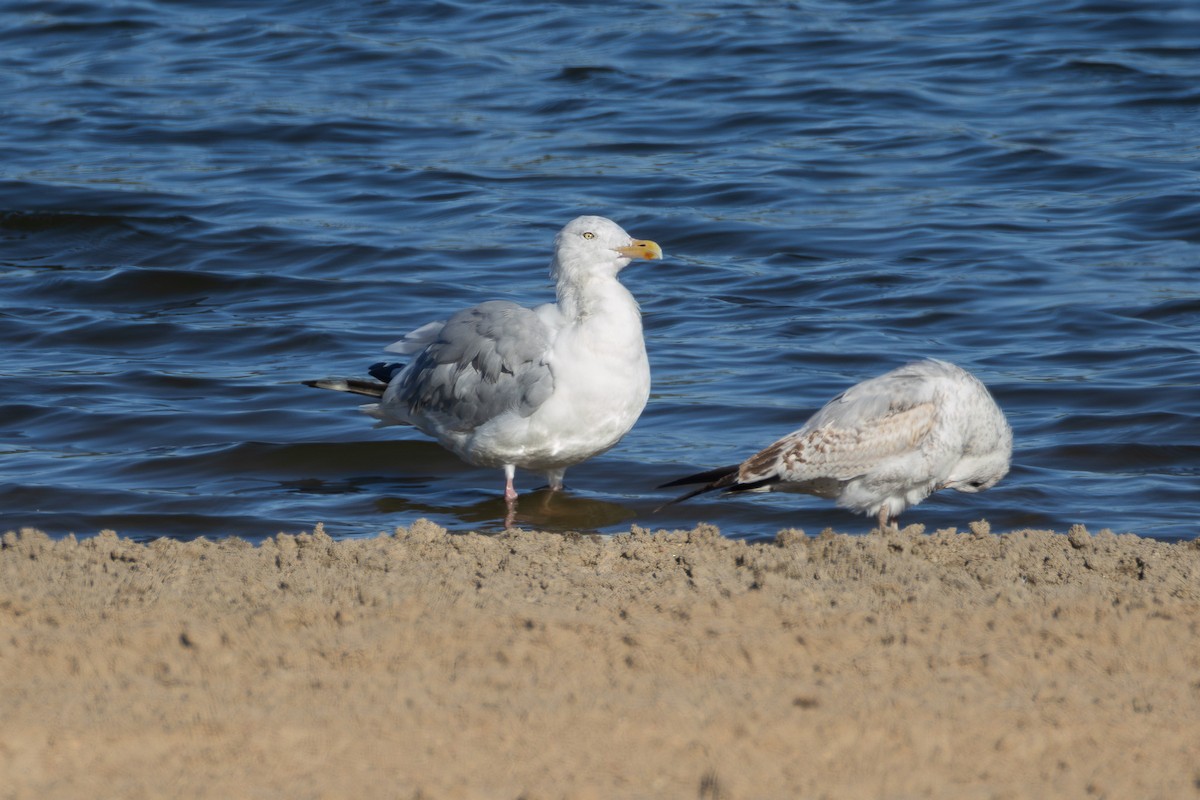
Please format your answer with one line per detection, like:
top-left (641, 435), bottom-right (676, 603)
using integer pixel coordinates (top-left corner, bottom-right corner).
top-left (652, 465), bottom-right (786, 513)
top-left (367, 361), bottom-right (405, 384)
top-left (302, 377), bottom-right (388, 398)
top-left (652, 464), bottom-right (742, 512)
top-left (657, 463), bottom-right (742, 490)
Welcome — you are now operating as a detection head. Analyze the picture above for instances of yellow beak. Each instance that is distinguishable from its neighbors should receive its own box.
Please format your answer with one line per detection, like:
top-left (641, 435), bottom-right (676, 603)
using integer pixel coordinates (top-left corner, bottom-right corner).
top-left (616, 238), bottom-right (664, 261)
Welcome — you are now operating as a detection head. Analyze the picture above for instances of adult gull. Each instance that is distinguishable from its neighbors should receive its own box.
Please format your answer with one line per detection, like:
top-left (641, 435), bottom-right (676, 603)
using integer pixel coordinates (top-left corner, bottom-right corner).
top-left (659, 359), bottom-right (1012, 531)
top-left (305, 215), bottom-right (664, 513)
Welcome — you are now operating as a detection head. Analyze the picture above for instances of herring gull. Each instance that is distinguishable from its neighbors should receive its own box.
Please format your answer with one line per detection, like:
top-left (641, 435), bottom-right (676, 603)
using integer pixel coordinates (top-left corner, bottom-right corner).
top-left (659, 359), bottom-right (1012, 531)
top-left (305, 215), bottom-right (663, 510)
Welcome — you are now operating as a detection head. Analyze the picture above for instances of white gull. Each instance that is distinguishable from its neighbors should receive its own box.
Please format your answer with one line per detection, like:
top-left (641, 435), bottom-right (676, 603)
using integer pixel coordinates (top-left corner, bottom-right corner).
top-left (306, 215), bottom-right (663, 509)
top-left (660, 359), bottom-right (1012, 531)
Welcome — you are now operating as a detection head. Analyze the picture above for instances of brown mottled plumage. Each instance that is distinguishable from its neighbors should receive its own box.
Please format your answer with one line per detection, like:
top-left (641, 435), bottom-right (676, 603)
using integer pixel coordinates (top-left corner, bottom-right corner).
top-left (660, 360), bottom-right (1012, 531)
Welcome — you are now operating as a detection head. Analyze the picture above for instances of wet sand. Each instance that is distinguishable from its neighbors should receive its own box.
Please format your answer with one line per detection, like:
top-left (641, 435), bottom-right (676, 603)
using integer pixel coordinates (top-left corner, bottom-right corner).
top-left (2, 521), bottom-right (1198, 799)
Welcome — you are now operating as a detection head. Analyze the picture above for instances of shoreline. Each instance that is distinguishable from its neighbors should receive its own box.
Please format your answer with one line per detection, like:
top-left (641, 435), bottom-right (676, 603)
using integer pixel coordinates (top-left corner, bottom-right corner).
top-left (3, 522), bottom-right (1198, 798)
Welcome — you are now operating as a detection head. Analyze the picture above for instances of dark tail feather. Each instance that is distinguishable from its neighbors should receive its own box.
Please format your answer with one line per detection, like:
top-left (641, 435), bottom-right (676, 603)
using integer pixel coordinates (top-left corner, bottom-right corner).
top-left (302, 378), bottom-right (387, 399)
top-left (658, 464), bottom-right (742, 490)
top-left (654, 464), bottom-right (742, 510)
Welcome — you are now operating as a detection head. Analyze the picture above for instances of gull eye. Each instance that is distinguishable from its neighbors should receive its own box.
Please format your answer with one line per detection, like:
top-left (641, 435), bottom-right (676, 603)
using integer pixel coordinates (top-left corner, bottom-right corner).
top-left (582, 231), bottom-right (595, 239)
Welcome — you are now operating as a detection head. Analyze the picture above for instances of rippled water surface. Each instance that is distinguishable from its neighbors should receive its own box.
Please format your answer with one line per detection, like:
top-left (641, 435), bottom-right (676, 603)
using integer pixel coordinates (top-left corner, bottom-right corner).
top-left (3, 0), bottom-right (1198, 542)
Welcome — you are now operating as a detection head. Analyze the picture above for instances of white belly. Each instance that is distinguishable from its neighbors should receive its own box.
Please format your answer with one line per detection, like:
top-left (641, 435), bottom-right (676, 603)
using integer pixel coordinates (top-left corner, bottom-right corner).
top-left (459, 326), bottom-right (650, 470)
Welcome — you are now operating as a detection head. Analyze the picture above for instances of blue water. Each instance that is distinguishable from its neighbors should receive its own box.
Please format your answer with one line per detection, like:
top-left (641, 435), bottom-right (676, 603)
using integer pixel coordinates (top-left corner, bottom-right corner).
top-left (2, 0), bottom-right (1197, 542)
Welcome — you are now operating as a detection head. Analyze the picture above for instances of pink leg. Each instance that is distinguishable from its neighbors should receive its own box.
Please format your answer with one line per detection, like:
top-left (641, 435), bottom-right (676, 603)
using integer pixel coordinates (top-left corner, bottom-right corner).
top-left (503, 464), bottom-right (518, 502)
top-left (503, 465), bottom-right (518, 529)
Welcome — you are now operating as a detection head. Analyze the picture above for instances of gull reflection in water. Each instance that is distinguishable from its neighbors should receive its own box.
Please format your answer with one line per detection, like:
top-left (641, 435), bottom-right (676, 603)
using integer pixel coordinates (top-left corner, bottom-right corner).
top-left (376, 488), bottom-right (636, 533)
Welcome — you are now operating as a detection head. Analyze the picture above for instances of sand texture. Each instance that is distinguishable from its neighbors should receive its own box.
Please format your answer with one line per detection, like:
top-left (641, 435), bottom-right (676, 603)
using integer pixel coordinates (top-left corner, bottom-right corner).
top-left (2, 521), bottom-right (1199, 799)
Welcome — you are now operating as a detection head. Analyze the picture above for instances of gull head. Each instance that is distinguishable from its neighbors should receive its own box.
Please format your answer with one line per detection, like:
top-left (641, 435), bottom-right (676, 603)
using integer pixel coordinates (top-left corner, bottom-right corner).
top-left (551, 215), bottom-right (663, 282)
top-left (942, 434), bottom-right (1012, 494)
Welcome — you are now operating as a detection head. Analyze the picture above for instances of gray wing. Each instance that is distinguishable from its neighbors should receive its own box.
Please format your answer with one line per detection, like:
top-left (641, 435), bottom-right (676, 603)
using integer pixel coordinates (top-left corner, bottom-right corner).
top-left (738, 363), bottom-right (942, 484)
top-left (385, 300), bottom-right (555, 432)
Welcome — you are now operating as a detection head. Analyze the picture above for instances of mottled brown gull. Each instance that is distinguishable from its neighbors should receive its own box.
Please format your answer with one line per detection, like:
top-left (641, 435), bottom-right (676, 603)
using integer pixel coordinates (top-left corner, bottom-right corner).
top-left (659, 359), bottom-right (1012, 531)
top-left (305, 216), bottom-right (663, 512)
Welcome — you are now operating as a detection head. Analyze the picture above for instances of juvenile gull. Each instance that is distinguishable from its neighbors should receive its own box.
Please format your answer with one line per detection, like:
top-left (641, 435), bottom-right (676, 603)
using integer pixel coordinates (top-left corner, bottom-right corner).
top-left (305, 215), bottom-right (663, 509)
top-left (659, 359), bottom-right (1012, 531)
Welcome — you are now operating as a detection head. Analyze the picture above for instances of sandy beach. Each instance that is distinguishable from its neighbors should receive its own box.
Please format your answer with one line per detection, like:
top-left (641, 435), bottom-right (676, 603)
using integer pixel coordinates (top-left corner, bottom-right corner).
top-left (2, 521), bottom-right (1198, 799)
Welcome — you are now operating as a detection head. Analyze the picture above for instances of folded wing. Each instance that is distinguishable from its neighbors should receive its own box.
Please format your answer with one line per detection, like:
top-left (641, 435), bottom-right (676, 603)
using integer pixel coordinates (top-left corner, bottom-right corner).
top-left (383, 300), bottom-right (556, 433)
top-left (739, 369), bottom-right (940, 486)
